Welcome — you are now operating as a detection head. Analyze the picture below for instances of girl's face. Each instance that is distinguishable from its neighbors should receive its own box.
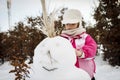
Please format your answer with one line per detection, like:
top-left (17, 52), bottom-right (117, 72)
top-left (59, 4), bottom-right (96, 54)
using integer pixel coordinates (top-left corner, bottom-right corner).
top-left (65, 23), bottom-right (78, 30)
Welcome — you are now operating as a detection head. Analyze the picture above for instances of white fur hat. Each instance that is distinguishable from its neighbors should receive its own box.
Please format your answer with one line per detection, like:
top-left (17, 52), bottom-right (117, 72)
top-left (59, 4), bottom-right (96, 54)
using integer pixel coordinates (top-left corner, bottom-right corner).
top-left (62, 9), bottom-right (82, 24)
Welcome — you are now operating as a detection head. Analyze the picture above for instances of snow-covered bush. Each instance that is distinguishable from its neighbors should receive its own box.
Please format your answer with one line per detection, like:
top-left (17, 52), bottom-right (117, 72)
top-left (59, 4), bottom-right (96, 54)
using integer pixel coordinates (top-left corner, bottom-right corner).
top-left (0, 22), bottom-right (46, 80)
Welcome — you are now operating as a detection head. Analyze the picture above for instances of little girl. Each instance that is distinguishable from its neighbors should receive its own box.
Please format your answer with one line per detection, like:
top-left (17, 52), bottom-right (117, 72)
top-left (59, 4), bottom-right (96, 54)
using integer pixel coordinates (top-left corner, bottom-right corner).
top-left (60, 9), bottom-right (97, 80)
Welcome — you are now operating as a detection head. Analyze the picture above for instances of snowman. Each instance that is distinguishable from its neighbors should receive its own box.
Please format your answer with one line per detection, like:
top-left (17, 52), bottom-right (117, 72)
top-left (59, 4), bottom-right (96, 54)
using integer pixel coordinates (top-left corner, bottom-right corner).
top-left (27, 0), bottom-right (91, 80)
top-left (28, 36), bottom-right (91, 80)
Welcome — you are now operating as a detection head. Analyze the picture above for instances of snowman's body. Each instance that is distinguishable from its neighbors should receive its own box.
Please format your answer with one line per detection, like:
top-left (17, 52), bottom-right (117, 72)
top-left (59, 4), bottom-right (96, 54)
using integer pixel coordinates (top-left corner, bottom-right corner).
top-left (28, 36), bottom-right (90, 80)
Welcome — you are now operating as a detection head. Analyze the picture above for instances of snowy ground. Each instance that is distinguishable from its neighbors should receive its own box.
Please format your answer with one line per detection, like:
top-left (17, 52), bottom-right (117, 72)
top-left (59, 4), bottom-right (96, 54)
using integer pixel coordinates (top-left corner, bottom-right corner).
top-left (94, 53), bottom-right (120, 80)
top-left (0, 53), bottom-right (120, 80)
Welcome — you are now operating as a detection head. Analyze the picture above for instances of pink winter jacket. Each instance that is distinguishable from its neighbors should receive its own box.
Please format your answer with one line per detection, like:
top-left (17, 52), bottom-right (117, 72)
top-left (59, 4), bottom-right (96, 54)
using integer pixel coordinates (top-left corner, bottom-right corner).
top-left (61, 32), bottom-right (97, 78)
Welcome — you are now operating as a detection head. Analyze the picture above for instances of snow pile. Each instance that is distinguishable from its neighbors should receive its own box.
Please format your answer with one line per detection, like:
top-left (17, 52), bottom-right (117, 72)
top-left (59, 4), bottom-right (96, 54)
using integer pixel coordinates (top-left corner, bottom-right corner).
top-left (95, 53), bottom-right (120, 80)
top-left (28, 36), bottom-right (90, 80)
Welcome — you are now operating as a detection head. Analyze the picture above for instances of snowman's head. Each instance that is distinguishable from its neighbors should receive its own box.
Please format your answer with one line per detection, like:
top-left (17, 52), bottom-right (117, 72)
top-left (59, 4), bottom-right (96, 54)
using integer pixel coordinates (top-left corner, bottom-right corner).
top-left (34, 36), bottom-right (76, 69)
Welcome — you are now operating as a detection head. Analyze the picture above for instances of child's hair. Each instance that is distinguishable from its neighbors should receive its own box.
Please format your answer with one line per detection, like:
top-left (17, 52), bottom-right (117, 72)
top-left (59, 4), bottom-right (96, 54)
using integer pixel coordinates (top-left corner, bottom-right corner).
top-left (77, 23), bottom-right (80, 28)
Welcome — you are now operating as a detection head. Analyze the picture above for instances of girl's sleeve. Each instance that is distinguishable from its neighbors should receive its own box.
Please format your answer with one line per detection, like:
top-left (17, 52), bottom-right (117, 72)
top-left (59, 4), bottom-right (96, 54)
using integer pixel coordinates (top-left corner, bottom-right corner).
top-left (82, 34), bottom-right (97, 59)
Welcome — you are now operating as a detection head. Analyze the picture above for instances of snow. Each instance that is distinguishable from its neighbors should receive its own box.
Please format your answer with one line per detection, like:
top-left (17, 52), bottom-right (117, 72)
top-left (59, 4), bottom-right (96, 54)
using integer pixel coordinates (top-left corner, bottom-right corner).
top-left (0, 37), bottom-right (120, 80)
top-left (28, 36), bottom-right (90, 80)
top-left (0, 62), bottom-right (15, 80)
top-left (95, 53), bottom-right (120, 80)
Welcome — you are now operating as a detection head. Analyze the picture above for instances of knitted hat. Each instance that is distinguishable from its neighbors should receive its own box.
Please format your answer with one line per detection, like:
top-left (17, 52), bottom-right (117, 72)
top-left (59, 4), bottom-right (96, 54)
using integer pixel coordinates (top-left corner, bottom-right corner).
top-left (62, 9), bottom-right (82, 25)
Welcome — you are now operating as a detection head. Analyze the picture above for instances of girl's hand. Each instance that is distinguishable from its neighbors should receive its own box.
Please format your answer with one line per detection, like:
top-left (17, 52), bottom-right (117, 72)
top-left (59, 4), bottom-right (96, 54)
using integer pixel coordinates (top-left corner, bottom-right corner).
top-left (75, 49), bottom-right (83, 57)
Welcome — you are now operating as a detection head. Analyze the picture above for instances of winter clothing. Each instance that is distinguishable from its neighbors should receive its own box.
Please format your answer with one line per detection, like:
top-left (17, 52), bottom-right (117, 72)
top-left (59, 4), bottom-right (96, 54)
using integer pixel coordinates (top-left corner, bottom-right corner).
top-left (91, 77), bottom-right (95, 80)
top-left (62, 9), bottom-right (82, 25)
top-left (62, 27), bottom-right (86, 36)
top-left (61, 9), bottom-right (97, 78)
top-left (61, 31), bottom-right (97, 78)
